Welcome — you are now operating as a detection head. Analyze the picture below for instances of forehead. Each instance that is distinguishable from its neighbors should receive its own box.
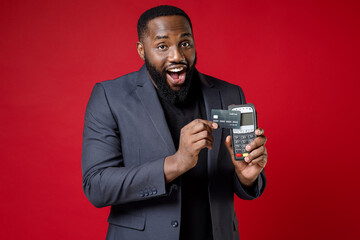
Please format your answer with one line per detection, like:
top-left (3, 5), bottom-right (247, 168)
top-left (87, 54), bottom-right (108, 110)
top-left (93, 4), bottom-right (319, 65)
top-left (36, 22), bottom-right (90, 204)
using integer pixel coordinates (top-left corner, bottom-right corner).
top-left (145, 15), bottom-right (192, 39)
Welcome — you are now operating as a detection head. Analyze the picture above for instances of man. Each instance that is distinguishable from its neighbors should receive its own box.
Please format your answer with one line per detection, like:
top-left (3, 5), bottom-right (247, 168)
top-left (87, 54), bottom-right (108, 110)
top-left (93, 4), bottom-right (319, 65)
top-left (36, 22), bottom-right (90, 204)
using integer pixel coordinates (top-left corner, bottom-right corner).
top-left (82, 5), bottom-right (267, 240)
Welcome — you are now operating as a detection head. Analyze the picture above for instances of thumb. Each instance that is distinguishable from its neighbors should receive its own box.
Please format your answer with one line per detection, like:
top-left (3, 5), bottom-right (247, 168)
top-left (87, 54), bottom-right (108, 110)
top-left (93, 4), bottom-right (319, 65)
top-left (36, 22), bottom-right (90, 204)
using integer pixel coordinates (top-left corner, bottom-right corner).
top-left (225, 135), bottom-right (234, 159)
top-left (225, 135), bottom-right (248, 172)
top-left (208, 121), bottom-right (218, 129)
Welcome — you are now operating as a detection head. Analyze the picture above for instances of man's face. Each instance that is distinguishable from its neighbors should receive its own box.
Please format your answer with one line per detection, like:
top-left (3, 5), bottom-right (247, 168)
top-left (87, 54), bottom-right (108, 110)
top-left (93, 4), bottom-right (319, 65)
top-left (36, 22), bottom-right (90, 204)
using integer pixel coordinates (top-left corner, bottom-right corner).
top-left (137, 15), bottom-right (196, 91)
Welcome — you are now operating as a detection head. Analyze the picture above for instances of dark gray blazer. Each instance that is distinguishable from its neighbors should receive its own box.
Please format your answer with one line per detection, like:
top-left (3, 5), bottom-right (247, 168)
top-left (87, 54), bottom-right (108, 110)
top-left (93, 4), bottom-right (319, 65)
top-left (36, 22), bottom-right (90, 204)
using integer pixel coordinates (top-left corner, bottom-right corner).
top-left (82, 65), bottom-right (266, 240)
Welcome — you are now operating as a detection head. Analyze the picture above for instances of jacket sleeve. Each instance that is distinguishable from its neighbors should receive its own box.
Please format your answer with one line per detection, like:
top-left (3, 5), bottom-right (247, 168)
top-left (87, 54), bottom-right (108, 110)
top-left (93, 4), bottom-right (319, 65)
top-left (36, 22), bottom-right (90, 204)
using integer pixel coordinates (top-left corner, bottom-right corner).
top-left (81, 83), bottom-right (167, 208)
top-left (233, 170), bottom-right (266, 200)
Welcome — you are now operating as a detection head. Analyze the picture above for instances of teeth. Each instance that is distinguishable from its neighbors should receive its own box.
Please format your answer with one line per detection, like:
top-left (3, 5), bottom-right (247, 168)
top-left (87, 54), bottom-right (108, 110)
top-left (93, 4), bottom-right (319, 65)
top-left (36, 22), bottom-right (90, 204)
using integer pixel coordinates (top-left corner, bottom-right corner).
top-left (167, 67), bottom-right (184, 73)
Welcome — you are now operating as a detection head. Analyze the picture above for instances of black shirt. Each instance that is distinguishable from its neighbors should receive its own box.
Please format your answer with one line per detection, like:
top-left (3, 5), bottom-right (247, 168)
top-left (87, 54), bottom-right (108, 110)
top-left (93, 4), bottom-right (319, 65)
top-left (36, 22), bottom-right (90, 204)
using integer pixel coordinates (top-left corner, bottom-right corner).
top-left (157, 77), bottom-right (213, 240)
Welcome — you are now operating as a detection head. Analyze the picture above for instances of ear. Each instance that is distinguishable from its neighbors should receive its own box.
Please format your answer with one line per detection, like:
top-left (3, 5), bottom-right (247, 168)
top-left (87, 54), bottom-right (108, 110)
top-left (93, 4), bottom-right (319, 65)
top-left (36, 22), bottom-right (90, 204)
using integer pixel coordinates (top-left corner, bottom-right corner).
top-left (137, 41), bottom-right (145, 61)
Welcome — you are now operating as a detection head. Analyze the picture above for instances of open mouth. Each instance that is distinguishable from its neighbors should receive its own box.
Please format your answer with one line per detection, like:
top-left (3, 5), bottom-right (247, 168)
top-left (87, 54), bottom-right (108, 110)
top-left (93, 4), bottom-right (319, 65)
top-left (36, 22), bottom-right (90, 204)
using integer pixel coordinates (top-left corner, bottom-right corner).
top-left (166, 67), bottom-right (187, 87)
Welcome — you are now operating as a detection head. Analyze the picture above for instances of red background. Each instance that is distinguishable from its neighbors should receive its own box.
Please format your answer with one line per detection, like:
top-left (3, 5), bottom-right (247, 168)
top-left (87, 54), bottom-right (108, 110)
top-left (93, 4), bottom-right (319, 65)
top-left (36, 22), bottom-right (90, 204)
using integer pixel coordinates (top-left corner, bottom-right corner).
top-left (1, 0), bottom-right (359, 239)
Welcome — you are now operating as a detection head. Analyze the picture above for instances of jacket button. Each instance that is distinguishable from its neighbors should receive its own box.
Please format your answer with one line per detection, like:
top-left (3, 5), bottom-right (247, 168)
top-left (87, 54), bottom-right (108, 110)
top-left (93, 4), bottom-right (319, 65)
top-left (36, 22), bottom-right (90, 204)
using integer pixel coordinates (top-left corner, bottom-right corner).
top-left (171, 220), bottom-right (179, 228)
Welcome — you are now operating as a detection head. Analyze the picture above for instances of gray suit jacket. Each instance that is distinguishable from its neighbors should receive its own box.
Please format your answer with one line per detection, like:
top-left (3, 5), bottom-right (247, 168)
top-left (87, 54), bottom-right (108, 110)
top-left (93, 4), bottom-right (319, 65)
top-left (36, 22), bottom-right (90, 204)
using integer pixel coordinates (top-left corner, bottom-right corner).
top-left (82, 65), bottom-right (266, 240)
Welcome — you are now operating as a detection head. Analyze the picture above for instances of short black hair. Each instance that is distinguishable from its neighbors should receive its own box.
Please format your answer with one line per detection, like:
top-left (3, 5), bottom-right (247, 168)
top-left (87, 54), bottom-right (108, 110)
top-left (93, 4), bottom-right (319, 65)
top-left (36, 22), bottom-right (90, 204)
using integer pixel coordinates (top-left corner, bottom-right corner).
top-left (137, 5), bottom-right (193, 41)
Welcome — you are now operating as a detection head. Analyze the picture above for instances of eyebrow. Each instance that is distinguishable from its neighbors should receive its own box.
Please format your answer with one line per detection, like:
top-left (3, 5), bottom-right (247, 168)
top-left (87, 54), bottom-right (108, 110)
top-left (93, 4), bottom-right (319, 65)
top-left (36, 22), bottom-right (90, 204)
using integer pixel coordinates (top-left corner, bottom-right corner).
top-left (155, 35), bottom-right (169, 40)
top-left (180, 33), bottom-right (192, 38)
top-left (154, 32), bottom-right (193, 40)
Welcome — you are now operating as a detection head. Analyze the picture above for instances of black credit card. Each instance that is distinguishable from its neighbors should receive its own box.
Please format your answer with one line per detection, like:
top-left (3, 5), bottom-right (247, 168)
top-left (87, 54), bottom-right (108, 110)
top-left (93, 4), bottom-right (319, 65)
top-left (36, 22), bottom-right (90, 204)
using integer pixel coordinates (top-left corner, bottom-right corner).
top-left (211, 109), bottom-right (240, 129)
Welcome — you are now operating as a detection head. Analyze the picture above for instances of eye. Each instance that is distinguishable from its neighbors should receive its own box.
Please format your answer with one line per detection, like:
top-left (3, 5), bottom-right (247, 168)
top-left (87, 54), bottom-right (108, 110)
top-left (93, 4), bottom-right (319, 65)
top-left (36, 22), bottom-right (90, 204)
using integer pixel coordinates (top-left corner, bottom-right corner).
top-left (157, 45), bottom-right (168, 51)
top-left (181, 42), bottom-right (191, 48)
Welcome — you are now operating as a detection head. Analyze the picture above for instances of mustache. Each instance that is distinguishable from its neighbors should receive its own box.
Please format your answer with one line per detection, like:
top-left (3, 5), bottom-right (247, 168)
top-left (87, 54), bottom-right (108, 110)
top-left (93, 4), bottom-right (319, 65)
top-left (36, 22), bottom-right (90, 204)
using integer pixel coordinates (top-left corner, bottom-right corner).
top-left (165, 62), bottom-right (188, 70)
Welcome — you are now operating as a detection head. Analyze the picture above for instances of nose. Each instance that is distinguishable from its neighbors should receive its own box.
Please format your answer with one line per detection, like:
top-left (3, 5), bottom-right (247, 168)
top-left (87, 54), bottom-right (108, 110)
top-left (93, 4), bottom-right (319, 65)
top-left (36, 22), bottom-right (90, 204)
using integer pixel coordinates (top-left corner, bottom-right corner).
top-left (168, 46), bottom-right (184, 63)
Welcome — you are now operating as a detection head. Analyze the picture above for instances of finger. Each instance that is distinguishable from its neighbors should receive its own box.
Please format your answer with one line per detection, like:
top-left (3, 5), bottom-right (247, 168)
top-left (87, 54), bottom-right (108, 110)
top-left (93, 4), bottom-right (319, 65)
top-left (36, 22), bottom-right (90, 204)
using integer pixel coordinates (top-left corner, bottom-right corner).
top-left (245, 146), bottom-right (266, 162)
top-left (255, 128), bottom-right (264, 136)
top-left (192, 130), bottom-right (214, 143)
top-left (193, 138), bottom-right (214, 150)
top-left (248, 152), bottom-right (267, 168)
top-left (245, 135), bottom-right (267, 152)
top-left (191, 122), bottom-right (212, 135)
top-left (225, 135), bottom-right (235, 159)
top-left (189, 119), bottom-right (218, 133)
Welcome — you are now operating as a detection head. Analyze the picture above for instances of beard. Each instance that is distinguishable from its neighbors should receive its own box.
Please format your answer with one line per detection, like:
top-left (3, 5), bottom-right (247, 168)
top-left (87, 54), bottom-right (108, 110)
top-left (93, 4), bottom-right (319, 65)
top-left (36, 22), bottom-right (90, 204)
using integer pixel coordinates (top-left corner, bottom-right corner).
top-left (145, 55), bottom-right (197, 105)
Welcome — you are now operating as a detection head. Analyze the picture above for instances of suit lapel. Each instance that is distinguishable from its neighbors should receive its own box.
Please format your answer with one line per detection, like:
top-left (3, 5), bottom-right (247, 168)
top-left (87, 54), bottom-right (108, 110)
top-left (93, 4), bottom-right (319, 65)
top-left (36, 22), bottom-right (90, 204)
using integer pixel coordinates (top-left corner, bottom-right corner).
top-left (199, 73), bottom-right (223, 185)
top-left (135, 66), bottom-right (223, 179)
top-left (135, 66), bottom-right (176, 155)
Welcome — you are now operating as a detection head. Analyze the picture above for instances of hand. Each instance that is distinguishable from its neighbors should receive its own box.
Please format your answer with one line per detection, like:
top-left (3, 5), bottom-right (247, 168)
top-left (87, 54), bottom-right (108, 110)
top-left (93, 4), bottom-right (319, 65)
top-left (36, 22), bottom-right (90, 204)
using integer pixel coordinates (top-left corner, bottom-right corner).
top-left (164, 119), bottom-right (218, 183)
top-left (225, 128), bottom-right (267, 187)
